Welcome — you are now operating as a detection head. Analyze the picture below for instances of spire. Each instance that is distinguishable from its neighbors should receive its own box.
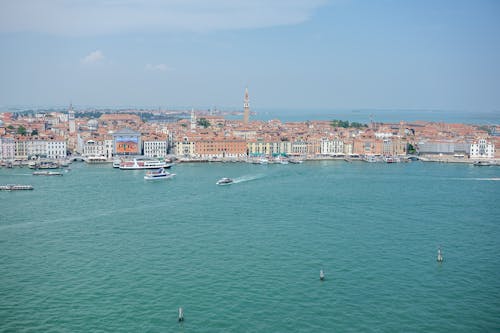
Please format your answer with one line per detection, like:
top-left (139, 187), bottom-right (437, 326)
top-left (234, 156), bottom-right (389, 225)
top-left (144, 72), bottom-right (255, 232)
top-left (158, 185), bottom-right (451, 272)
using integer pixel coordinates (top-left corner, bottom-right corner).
top-left (243, 87), bottom-right (250, 124)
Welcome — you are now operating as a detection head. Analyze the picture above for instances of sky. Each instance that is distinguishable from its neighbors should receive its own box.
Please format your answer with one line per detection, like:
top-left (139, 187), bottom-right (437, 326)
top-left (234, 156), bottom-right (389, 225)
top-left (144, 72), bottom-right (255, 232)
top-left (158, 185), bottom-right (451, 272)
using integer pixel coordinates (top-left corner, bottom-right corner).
top-left (0, 0), bottom-right (499, 112)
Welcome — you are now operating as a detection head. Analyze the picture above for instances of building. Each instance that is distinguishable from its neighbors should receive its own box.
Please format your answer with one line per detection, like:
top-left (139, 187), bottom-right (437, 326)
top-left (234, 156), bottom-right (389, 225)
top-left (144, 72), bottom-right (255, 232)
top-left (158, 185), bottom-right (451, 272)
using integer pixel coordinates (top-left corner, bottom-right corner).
top-left (470, 138), bottom-right (495, 159)
top-left (112, 128), bottom-right (141, 156)
top-left (143, 139), bottom-right (169, 158)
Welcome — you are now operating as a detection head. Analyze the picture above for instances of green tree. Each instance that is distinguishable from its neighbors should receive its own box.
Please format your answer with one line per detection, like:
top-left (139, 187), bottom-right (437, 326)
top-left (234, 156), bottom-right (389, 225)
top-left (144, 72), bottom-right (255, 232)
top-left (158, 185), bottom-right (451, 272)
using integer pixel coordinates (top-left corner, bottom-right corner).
top-left (407, 143), bottom-right (416, 154)
top-left (31, 129), bottom-right (38, 136)
top-left (197, 118), bottom-right (211, 128)
top-left (17, 125), bottom-right (27, 136)
top-left (7, 125), bottom-right (14, 130)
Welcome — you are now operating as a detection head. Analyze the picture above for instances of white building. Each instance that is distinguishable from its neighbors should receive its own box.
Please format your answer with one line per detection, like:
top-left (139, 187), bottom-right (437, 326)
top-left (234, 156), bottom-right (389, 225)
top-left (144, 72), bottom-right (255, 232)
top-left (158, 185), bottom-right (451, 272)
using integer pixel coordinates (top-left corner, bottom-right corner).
top-left (27, 140), bottom-right (48, 158)
top-left (470, 138), bottom-right (495, 159)
top-left (320, 138), bottom-right (344, 155)
top-left (46, 140), bottom-right (67, 159)
top-left (83, 140), bottom-right (106, 157)
top-left (143, 140), bottom-right (168, 158)
top-left (0, 137), bottom-right (15, 161)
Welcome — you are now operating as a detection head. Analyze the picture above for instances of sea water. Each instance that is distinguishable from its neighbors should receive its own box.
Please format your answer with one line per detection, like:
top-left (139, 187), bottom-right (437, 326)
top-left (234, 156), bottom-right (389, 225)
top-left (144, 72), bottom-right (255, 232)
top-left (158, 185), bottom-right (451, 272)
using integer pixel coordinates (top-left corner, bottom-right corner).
top-left (1, 161), bottom-right (499, 332)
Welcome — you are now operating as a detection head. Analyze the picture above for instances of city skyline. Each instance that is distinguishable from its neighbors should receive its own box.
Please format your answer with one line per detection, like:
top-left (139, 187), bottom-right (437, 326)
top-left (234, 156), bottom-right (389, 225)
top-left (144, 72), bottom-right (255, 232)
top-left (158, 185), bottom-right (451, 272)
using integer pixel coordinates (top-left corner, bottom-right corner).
top-left (1, 0), bottom-right (499, 112)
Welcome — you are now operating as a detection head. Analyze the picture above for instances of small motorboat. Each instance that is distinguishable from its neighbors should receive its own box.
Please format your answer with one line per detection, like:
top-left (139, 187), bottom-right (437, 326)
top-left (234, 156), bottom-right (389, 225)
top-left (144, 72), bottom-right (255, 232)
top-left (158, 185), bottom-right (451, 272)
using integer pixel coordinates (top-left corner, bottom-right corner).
top-left (178, 307), bottom-right (184, 322)
top-left (437, 248), bottom-right (443, 262)
top-left (320, 269), bottom-right (325, 281)
top-left (216, 177), bottom-right (234, 185)
top-left (144, 168), bottom-right (175, 180)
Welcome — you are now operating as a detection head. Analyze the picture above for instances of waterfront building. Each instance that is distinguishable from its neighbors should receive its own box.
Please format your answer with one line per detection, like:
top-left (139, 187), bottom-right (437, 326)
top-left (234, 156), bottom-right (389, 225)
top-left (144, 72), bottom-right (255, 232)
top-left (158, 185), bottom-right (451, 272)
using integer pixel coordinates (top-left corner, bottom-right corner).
top-left (14, 139), bottom-right (29, 160)
top-left (83, 139), bottom-right (107, 158)
top-left (243, 88), bottom-right (250, 124)
top-left (174, 137), bottom-right (196, 158)
top-left (320, 138), bottom-right (344, 155)
top-left (143, 139), bottom-right (169, 158)
top-left (112, 128), bottom-right (141, 156)
top-left (46, 140), bottom-right (67, 159)
top-left (291, 140), bottom-right (308, 156)
top-left (418, 140), bottom-right (468, 156)
top-left (0, 137), bottom-right (15, 161)
top-left (470, 138), bottom-right (495, 159)
top-left (195, 138), bottom-right (247, 159)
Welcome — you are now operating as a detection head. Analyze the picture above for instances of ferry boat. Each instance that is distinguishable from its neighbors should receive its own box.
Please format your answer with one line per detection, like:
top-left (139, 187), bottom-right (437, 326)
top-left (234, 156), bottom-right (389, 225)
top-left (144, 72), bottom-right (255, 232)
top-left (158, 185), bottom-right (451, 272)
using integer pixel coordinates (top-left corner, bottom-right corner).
top-left (85, 156), bottom-right (108, 164)
top-left (119, 158), bottom-right (170, 170)
top-left (1, 184), bottom-right (34, 191)
top-left (144, 168), bottom-right (175, 180)
top-left (216, 177), bottom-right (234, 185)
top-left (33, 171), bottom-right (63, 176)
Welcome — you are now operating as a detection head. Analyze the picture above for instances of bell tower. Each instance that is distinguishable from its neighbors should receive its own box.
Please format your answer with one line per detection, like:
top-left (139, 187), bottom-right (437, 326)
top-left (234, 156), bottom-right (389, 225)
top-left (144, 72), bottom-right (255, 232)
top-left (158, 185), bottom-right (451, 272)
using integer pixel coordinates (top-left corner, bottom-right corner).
top-left (243, 88), bottom-right (250, 124)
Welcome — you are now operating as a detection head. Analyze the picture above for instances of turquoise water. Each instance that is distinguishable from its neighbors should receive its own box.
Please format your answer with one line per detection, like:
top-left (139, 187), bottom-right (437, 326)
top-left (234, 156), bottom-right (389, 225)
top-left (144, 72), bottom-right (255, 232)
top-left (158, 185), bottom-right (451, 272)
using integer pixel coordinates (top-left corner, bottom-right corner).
top-left (1, 161), bottom-right (499, 332)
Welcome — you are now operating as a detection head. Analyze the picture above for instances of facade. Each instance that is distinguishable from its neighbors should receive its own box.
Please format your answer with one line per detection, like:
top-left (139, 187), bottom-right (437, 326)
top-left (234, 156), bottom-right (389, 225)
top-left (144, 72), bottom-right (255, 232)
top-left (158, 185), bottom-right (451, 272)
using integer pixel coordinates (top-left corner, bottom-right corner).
top-left (320, 138), bottom-right (344, 155)
top-left (175, 137), bottom-right (196, 158)
top-left (0, 137), bottom-right (15, 161)
top-left (46, 140), bottom-right (67, 159)
top-left (112, 128), bottom-right (141, 156)
top-left (143, 140), bottom-right (168, 158)
top-left (470, 138), bottom-right (495, 159)
top-left (195, 139), bottom-right (247, 158)
top-left (83, 140), bottom-right (106, 158)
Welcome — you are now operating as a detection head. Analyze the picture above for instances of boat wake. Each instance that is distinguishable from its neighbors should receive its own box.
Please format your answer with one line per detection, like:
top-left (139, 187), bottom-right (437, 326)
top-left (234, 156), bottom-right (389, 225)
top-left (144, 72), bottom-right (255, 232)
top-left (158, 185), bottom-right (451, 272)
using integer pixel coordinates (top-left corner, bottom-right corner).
top-left (232, 174), bottom-right (265, 184)
top-left (454, 178), bottom-right (500, 181)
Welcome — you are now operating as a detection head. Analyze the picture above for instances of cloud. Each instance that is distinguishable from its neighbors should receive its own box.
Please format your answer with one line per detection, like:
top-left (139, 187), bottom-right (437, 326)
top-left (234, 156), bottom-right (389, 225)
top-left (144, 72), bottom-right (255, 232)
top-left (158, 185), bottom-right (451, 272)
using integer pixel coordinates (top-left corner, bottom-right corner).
top-left (0, 0), bottom-right (327, 36)
top-left (146, 63), bottom-right (172, 72)
top-left (81, 50), bottom-right (104, 64)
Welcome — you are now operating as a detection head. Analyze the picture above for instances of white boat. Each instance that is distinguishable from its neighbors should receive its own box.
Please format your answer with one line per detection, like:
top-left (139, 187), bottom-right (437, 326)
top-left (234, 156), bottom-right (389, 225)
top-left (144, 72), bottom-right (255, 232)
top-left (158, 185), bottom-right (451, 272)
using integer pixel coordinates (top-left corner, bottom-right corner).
top-left (1, 184), bottom-right (34, 191)
top-left (320, 269), bottom-right (325, 281)
top-left (120, 158), bottom-right (170, 170)
top-left (112, 159), bottom-right (122, 168)
top-left (144, 168), bottom-right (175, 180)
top-left (473, 161), bottom-right (492, 166)
top-left (437, 248), bottom-right (443, 262)
top-left (216, 177), bottom-right (234, 185)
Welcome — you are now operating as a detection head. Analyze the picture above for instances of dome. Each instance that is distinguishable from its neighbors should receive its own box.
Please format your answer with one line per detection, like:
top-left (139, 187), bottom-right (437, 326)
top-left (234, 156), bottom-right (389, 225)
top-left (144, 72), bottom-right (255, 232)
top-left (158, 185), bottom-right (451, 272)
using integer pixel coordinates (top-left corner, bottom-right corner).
top-left (87, 119), bottom-right (98, 130)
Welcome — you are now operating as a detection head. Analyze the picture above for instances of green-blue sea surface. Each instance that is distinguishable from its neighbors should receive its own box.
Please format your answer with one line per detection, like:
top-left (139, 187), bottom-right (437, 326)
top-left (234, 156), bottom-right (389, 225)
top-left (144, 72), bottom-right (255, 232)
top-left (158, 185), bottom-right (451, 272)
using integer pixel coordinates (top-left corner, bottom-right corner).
top-left (1, 161), bottom-right (499, 332)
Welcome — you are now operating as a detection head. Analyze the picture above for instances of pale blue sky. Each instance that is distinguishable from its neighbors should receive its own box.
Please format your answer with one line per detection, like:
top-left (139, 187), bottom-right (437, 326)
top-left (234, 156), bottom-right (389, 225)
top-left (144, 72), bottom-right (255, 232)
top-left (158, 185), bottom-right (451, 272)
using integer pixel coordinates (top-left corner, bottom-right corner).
top-left (0, 0), bottom-right (499, 112)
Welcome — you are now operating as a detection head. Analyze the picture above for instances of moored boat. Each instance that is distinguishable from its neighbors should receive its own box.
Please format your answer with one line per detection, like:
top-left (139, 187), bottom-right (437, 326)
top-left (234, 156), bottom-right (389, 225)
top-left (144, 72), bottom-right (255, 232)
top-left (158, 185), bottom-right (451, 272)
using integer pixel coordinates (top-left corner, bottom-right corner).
top-left (473, 161), bottom-right (492, 166)
top-left (120, 158), bottom-right (170, 170)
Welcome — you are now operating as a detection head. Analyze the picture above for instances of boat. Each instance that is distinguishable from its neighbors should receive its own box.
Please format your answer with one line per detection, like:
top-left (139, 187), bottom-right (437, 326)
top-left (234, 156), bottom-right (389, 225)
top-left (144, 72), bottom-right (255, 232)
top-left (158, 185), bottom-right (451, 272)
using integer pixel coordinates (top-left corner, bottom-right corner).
top-left (320, 269), bottom-right (325, 281)
top-left (85, 156), bottom-right (108, 164)
top-left (1, 184), bottom-right (34, 191)
top-left (120, 158), bottom-right (170, 170)
top-left (363, 155), bottom-right (379, 163)
top-left (216, 177), bottom-right (234, 185)
top-left (144, 168), bottom-right (175, 180)
top-left (289, 158), bottom-right (304, 164)
top-left (437, 248), bottom-right (443, 262)
top-left (112, 158), bottom-right (122, 168)
top-left (473, 161), bottom-right (492, 166)
top-left (33, 171), bottom-right (63, 176)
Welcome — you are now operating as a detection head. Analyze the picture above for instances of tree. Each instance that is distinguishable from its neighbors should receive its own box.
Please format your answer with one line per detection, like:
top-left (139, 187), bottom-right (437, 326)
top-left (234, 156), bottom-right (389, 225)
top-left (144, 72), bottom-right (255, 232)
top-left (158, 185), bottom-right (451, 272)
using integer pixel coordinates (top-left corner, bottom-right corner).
top-left (17, 125), bottom-right (27, 136)
top-left (31, 129), bottom-right (38, 136)
top-left (197, 118), bottom-right (211, 128)
top-left (407, 143), bottom-right (416, 154)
